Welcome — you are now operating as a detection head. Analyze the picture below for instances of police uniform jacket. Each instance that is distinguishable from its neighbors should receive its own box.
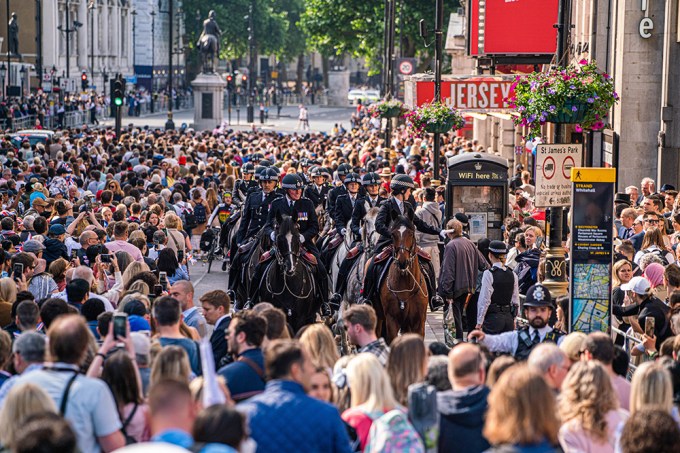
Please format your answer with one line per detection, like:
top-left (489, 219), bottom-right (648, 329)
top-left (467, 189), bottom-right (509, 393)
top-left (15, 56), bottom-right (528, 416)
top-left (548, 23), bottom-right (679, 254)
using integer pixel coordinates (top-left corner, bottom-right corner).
top-left (234, 179), bottom-right (257, 203)
top-left (237, 190), bottom-right (281, 243)
top-left (264, 196), bottom-right (320, 250)
top-left (304, 183), bottom-right (331, 209)
top-left (332, 193), bottom-right (360, 235)
top-left (326, 185), bottom-right (347, 215)
top-left (350, 195), bottom-right (386, 238)
top-left (480, 325), bottom-right (564, 360)
top-left (375, 197), bottom-right (440, 243)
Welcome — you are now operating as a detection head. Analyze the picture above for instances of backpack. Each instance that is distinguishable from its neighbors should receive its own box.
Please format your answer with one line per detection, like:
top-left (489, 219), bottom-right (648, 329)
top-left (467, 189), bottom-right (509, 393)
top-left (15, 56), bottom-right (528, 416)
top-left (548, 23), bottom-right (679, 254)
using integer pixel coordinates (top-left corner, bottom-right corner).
top-left (199, 228), bottom-right (215, 252)
top-left (193, 203), bottom-right (207, 225)
top-left (515, 260), bottom-right (537, 295)
top-left (364, 409), bottom-right (424, 453)
top-left (183, 206), bottom-right (198, 230)
top-left (641, 247), bottom-right (669, 266)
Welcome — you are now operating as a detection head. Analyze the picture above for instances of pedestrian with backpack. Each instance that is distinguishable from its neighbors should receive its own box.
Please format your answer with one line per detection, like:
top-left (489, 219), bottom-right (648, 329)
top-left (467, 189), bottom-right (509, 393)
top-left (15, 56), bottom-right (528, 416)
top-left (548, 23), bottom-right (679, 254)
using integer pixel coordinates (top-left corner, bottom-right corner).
top-left (341, 353), bottom-right (424, 452)
top-left (190, 189), bottom-right (210, 243)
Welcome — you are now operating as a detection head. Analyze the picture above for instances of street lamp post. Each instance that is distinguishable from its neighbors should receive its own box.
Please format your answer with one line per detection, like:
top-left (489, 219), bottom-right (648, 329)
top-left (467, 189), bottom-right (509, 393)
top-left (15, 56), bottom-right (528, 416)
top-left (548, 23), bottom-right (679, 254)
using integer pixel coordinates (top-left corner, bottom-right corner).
top-left (88, 1), bottom-right (95, 86)
top-left (158, 0), bottom-right (174, 130)
top-left (131, 9), bottom-right (137, 74)
top-left (57, 0), bottom-right (83, 79)
top-left (432, 0), bottom-right (444, 183)
top-left (6, 0), bottom-right (12, 97)
top-left (35, 0), bottom-right (42, 90)
top-left (0, 63), bottom-right (6, 97)
top-left (150, 9), bottom-right (155, 113)
top-left (247, 1), bottom-right (255, 123)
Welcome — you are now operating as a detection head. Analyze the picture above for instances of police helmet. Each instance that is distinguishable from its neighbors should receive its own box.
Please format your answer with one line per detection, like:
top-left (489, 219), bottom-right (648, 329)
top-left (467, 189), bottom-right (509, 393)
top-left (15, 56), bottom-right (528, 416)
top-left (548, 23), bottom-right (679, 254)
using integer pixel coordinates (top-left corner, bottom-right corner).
top-left (254, 165), bottom-right (266, 181)
top-left (309, 166), bottom-right (322, 178)
top-left (337, 163), bottom-right (352, 177)
top-left (259, 159), bottom-right (272, 167)
top-left (390, 174), bottom-right (416, 194)
top-left (300, 158), bottom-right (310, 167)
top-left (259, 167), bottom-right (279, 182)
top-left (251, 153), bottom-right (264, 162)
top-left (362, 172), bottom-right (380, 186)
top-left (321, 167), bottom-right (332, 179)
top-left (523, 284), bottom-right (553, 308)
top-left (344, 172), bottom-right (361, 185)
top-left (281, 174), bottom-right (303, 190)
top-left (242, 162), bottom-right (255, 174)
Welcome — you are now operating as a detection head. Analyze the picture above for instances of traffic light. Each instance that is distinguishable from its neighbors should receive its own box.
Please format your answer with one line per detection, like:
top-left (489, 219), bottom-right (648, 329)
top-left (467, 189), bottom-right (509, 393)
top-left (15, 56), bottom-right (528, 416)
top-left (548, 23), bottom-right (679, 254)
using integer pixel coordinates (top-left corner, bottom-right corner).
top-left (112, 77), bottom-right (124, 108)
top-left (81, 72), bottom-right (89, 91)
top-left (242, 74), bottom-right (247, 84)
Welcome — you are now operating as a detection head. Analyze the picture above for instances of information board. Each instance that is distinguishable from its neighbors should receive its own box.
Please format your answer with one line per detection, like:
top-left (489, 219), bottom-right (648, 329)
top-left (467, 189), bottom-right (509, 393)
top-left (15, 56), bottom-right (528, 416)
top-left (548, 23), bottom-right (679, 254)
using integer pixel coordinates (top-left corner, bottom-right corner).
top-left (569, 167), bottom-right (616, 334)
top-left (535, 144), bottom-right (583, 207)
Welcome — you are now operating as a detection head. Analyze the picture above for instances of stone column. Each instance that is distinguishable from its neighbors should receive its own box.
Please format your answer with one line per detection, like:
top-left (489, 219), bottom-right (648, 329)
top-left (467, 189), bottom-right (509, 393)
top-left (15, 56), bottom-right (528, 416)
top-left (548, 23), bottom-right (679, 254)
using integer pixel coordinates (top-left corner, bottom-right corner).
top-left (77, 0), bottom-right (88, 71)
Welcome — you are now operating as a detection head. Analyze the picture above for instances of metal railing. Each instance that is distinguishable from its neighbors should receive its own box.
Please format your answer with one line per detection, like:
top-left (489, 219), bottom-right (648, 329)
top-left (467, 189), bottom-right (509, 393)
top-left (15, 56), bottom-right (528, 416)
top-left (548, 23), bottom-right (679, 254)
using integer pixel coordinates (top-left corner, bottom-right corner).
top-left (0, 110), bottom-right (92, 131)
top-left (611, 325), bottom-right (642, 378)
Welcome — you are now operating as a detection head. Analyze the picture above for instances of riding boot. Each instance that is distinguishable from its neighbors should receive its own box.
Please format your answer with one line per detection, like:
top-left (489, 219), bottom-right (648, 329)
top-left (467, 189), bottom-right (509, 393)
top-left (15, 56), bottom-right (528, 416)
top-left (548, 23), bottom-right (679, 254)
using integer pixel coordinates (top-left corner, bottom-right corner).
top-left (315, 261), bottom-right (332, 316)
top-left (334, 255), bottom-right (358, 296)
top-left (228, 254), bottom-right (240, 292)
top-left (247, 262), bottom-right (265, 307)
top-left (360, 260), bottom-right (378, 306)
top-left (420, 260), bottom-right (444, 311)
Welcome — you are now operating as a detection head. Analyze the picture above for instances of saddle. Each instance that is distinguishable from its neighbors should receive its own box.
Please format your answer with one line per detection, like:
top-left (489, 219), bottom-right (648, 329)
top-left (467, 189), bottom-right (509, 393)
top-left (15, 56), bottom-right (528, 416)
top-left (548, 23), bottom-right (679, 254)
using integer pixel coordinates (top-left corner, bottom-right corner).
top-left (346, 245), bottom-right (362, 260)
top-left (374, 245), bottom-right (393, 264)
top-left (238, 238), bottom-right (256, 254)
top-left (416, 246), bottom-right (431, 261)
top-left (302, 250), bottom-right (318, 266)
top-left (327, 232), bottom-right (344, 250)
top-left (259, 249), bottom-right (273, 263)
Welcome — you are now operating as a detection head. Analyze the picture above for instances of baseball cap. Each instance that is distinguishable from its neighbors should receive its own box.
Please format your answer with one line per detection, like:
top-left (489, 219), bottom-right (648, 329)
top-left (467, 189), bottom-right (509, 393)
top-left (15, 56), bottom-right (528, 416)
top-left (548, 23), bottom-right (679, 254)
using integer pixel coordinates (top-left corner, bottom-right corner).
top-left (22, 240), bottom-right (45, 254)
top-left (48, 224), bottom-right (66, 236)
top-left (620, 276), bottom-right (651, 295)
top-left (130, 332), bottom-right (151, 361)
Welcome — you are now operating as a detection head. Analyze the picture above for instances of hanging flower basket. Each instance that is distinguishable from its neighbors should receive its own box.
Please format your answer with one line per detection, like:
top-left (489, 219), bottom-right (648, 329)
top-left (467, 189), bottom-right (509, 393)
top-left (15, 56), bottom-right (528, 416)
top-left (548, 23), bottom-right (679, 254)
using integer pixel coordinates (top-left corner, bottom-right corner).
top-left (368, 99), bottom-right (408, 119)
top-left (405, 102), bottom-right (466, 138)
top-left (506, 60), bottom-right (619, 140)
top-left (425, 119), bottom-right (456, 134)
top-left (546, 101), bottom-right (591, 124)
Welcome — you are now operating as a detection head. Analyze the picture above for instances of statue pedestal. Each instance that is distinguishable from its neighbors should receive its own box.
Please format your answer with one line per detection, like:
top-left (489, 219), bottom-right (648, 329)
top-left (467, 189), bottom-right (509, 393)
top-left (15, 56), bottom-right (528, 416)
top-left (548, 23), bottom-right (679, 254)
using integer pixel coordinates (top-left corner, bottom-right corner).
top-left (191, 73), bottom-right (226, 131)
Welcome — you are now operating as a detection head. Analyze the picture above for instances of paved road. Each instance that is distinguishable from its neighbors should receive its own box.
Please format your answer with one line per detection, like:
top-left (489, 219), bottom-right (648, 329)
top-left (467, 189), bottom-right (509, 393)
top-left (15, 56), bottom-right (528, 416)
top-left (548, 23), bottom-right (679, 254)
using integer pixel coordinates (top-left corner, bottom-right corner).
top-left (187, 257), bottom-right (445, 345)
top-left (101, 104), bottom-right (355, 134)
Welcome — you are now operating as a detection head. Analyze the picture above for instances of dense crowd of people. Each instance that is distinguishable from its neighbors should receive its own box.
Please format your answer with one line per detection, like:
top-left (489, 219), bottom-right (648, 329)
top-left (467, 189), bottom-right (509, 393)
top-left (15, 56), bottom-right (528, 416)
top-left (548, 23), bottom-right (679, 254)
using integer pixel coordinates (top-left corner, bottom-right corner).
top-left (0, 119), bottom-right (675, 453)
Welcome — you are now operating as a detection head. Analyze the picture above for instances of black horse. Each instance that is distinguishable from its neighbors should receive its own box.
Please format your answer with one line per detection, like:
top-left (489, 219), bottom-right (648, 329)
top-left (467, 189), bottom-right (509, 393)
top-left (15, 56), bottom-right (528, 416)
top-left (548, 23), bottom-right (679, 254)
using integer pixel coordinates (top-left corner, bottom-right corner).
top-left (257, 215), bottom-right (321, 332)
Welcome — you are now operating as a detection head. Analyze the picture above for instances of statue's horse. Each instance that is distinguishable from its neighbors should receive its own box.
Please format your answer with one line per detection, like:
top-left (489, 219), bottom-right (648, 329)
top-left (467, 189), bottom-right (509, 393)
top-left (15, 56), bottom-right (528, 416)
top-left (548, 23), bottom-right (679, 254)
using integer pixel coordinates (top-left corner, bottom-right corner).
top-left (198, 34), bottom-right (219, 73)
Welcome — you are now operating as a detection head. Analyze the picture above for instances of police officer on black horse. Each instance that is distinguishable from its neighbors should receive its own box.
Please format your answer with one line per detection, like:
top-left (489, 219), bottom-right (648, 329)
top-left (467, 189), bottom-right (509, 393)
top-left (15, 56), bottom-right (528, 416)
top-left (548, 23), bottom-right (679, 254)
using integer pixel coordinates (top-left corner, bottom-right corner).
top-left (228, 167), bottom-right (281, 309)
top-left (251, 173), bottom-right (332, 316)
top-left (330, 171), bottom-right (386, 308)
top-left (304, 166), bottom-right (331, 210)
top-left (233, 162), bottom-right (257, 204)
top-left (468, 283), bottom-right (565, 360)
top-left (361, 174), bottom-right (448, 311)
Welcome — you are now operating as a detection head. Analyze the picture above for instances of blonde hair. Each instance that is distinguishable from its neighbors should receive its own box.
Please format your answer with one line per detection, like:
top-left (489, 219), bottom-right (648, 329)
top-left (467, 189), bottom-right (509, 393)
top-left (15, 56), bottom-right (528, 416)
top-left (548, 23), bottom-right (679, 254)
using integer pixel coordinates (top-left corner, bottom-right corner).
top-left (558, 361), bottom-right (618, 442)
top-left (0, 277), bottom-right (16, 305)
top-left (559, 332), bottom-right (588, 364)
top-left (630, 361), bottom-right (674, 414)
top-left (121, 261), bottom-right (151, 288)
top-left (150, 345), bottom-right (192, 387)
top-left (484, 364), bottom-right (559, 445)
top-left (129, 230), bottom-right (146, 242)
top-left (164, 212), bottom-right (181, 229)
top-left (0, 383), bottom-right (57, 447)
top-left (299, 324), bottom-right (340, 370)
top-left (387, 334), bottom-right (427, 405)
top-left (346, 353), bottom-right (397, 412)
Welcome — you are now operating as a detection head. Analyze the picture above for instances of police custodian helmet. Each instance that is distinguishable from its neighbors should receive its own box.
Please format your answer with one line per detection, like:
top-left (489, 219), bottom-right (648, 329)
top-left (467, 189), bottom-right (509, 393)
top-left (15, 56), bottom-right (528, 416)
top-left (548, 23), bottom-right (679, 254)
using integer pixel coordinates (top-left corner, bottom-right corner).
top-left (259, 167), bottom-right (279, 182)
top-left (344, 172), bottom-right (361, 185)
top-left (523, 284), bottom-right (553, 307)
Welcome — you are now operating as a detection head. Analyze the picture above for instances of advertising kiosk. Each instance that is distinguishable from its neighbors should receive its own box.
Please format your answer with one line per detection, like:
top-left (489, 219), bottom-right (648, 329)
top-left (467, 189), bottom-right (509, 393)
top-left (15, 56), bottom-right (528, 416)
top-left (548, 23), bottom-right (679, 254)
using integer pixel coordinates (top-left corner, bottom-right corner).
top-left (446, 153), bottom-right (509, 242)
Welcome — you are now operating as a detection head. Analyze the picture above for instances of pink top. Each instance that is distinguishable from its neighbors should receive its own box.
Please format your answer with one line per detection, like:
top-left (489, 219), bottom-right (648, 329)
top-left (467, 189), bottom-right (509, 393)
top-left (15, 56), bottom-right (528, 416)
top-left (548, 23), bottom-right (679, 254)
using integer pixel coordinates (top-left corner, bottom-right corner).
top-left (559, 409), bottom-right (628, 453)
top-left (104, 239), bottom-right (144, 262)
top-left (610, 374), bottom-right (631, 411)
top-left (121, 403), bottom-right (151, 443)
top-left (342, 407), bottom-right (378, 451)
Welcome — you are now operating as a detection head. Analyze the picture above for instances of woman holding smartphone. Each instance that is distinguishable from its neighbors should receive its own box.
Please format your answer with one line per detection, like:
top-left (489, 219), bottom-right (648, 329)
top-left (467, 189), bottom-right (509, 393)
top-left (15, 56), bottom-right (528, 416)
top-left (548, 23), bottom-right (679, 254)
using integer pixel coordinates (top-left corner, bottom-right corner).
top-left (617, 276), bottom-right (671, 351)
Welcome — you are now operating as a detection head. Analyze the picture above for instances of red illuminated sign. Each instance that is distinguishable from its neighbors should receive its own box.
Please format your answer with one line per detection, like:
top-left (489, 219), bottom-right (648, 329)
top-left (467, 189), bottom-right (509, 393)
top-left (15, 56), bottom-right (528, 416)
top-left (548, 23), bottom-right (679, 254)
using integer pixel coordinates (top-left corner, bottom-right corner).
top-left (467, 0), bottom-right (559, 57)
top-left (415, 78), bottom-right (515, 111)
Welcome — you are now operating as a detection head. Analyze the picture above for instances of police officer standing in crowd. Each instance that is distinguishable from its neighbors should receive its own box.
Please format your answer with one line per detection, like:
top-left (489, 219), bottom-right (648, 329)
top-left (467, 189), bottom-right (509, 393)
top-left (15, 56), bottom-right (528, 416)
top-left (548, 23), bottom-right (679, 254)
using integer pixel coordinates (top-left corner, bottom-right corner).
top-left (468, 283), bottom-right (564, 360)
top-left (475, 240), bottom-right (519, 334)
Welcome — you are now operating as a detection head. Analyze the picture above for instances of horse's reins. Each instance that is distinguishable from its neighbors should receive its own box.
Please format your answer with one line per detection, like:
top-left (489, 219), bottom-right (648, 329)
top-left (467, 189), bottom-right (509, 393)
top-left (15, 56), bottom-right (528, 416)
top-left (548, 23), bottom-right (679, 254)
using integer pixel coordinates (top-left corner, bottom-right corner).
top-left (387, 233), bottom-right (427, 310)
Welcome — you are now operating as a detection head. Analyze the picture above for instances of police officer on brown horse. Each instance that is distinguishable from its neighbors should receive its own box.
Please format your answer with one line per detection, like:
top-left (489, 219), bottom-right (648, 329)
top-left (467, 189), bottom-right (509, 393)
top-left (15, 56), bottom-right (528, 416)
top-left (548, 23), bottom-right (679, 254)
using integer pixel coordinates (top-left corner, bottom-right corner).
top-left (361, 174), bottom-right (448, 311)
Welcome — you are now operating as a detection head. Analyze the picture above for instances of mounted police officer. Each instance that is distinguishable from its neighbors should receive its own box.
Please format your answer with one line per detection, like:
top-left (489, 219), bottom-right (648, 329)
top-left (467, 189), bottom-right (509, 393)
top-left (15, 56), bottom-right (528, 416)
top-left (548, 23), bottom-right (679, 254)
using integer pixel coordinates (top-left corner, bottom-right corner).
top-left (233, 162), bottom-right (257, 204)
top-left (331, 172), bottom-right (362, 236)
top-left (326, 163), bottom-right (351, 215)
top-left (253, 173), bottom-right (331, 315)
top-left (298, 158), bottom-right (311, 185)
top-left (304, 166), bottom-right (331, 209)
top-left (361, 174), bottom-right (448, 310)
top-left (474, 240), bottom-right (519, 334)
top-left (468, 283), bottom-right (565, 360)
top-left (330, 172), bottom-right (386, 307)
top-left (228, 167), bottom-right (281, 308)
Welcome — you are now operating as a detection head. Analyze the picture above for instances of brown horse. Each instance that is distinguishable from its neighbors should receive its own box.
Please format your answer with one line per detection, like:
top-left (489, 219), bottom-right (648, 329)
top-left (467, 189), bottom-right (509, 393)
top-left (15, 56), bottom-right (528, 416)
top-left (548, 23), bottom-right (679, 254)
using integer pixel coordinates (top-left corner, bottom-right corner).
top-left (377, 216), bottom-right (428, 344)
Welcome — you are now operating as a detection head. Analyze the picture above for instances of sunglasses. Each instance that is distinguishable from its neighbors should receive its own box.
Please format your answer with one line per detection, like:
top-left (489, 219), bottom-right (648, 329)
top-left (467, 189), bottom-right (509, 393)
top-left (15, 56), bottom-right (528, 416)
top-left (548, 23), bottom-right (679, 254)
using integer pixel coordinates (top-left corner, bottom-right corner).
top-left (645, 219), bottom-right (659, 224)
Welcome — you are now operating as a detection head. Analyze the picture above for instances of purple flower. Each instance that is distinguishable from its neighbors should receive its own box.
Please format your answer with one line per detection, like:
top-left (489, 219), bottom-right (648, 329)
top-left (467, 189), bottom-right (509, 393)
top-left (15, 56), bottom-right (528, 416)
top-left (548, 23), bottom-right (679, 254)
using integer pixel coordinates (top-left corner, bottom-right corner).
top-left (528, 114), bottom-right (537, 122)
top-left (547, 88), bottom-right (556, 95)
top-left (518, 105), bottom-right (526, 112)
top-left (571, 106), bottom-right (579, 112)
top-left (549, 105), bottom-right (556, 112)
top-left (587, 98), bottom-right (595, 103)
top-left (570, 85), bottom-right (576, 90)
top-left (531, 81), bottom-right (538, 90)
